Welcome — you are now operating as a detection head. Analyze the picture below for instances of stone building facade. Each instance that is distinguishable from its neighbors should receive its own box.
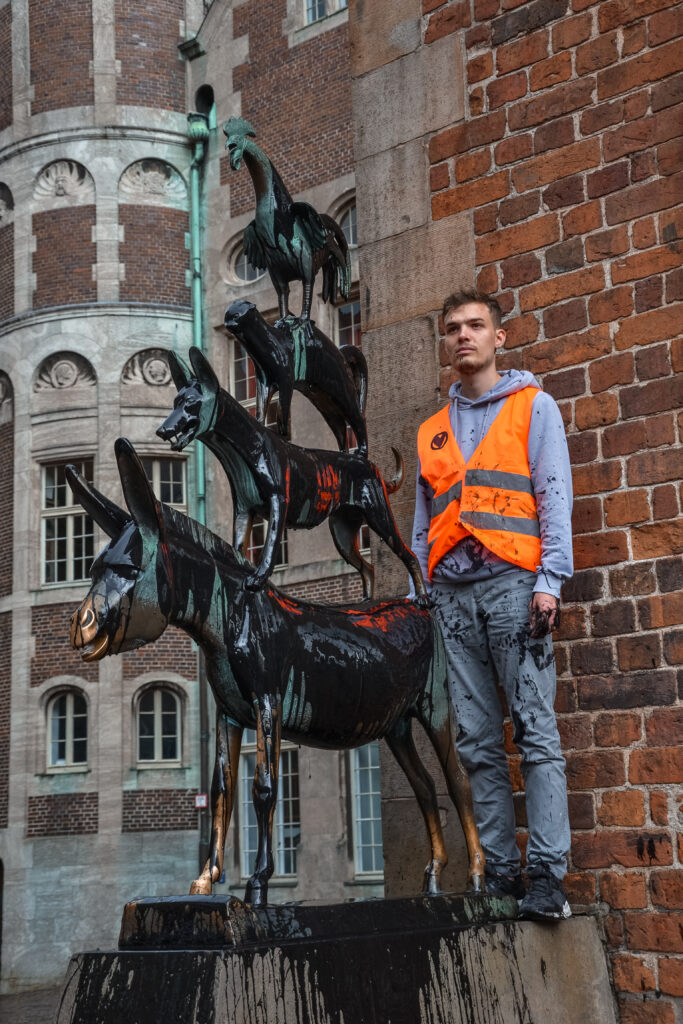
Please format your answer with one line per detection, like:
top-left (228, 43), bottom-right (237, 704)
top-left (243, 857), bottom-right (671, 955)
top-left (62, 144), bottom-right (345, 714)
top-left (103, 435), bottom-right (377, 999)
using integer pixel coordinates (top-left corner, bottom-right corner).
top-left (0, 0), bottom-right (383, 994)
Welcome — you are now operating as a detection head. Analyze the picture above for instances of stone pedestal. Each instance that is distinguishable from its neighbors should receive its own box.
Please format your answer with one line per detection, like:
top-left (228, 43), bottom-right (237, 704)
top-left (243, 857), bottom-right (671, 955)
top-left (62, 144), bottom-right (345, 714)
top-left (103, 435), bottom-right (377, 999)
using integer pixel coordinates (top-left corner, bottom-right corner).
top-left (55, 894), bottom-right (616, 1024)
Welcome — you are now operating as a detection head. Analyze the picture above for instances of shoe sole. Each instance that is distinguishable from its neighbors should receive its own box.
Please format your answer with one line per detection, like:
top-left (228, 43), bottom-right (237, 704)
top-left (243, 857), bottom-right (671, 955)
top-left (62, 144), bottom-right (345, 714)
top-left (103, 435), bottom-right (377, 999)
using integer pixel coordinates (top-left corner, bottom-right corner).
top-left (520, 901), bottom-right (572, 921)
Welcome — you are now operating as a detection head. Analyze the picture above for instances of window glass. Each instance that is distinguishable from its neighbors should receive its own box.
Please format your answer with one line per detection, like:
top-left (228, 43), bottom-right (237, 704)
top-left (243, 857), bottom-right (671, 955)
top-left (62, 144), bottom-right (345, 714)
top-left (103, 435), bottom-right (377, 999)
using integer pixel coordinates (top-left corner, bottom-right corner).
top-left (351, 742), bottom-right (384, 875)
top-left (141, 459), bottom-right (186, 511)
top-left (239, 730), bottom-right (301, 877)
top-left (137, 687), bottom-right (181, 764)
top-left (305, 0), bottom-right (326, 23)
top-left (48, 691), bottom-right (88, 768)
top-left (339, 205), bottom-right (357, 248)
top-left (337, 300), bottom-right (361, 348)
top-left (247, 518), bottom-right (288, 570)
top-left (233, 246), bottom-right (264, 284)
top-left (41, 460), bottom-right (94, 585)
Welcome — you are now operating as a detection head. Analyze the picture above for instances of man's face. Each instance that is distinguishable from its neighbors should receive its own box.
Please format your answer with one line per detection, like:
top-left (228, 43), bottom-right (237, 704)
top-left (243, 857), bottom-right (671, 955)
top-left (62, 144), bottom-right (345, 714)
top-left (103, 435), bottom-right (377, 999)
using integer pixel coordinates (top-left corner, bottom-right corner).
top-left (443, 302), bottom-right (506, 375)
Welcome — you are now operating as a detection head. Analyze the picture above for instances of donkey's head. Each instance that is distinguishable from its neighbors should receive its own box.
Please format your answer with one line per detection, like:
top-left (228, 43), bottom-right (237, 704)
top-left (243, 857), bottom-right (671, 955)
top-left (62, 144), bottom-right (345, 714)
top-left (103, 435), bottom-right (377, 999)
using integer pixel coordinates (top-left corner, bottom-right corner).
top-left (156, 348), bottom-right (220, 452)
top-left (69, 438), bottom-right (173, 662)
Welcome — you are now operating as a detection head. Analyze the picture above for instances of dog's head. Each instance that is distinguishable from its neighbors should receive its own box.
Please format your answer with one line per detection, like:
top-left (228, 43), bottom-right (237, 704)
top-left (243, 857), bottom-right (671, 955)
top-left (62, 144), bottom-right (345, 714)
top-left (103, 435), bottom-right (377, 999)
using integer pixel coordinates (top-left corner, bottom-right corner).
top-left (157, 348), bottom-right (220, 451)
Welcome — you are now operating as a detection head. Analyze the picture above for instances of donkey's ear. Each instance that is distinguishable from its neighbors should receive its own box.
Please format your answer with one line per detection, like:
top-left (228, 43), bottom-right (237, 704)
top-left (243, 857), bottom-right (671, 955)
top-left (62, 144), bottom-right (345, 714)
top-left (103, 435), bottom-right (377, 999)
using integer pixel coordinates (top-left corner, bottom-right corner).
top-left (189, 347), bottom-right (220, 392)
top-left (66, 466), bottom-right (130, 539)
top-left (115, 438), bottom-right (162, 536)
top-left (167, 350), bottom-right (192, 391)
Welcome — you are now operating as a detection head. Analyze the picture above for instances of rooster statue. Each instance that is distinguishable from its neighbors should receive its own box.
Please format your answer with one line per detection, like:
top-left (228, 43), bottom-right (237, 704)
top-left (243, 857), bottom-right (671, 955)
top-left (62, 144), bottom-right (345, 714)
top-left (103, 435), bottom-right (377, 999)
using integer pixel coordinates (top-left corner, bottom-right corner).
top-left (224, 117), bottom-right (352, 321)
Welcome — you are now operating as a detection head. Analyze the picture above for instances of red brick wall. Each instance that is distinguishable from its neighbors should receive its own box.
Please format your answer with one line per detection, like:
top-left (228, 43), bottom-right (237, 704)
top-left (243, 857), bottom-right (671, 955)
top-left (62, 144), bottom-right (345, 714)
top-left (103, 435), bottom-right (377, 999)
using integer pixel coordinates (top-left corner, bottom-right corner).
top-left (0, 613), bottom-right (11, 829)
top-left (32, 207), bottom-right (97, 308)
top-left (424, 0), bottom-right (682, 1015)
top-left (224, 0), bottom-right (354, 217)
top-left (115, 0), bottom-right (185, 112)
top-left (0, 418), bottom-right (13, 599)
top-left (281, 572), bottom-right (364, 604)
top-left (122, 624), bottom-right (196, 680)
top-left (119, 206), bottom-right (190, 306)
top-left (122, 788), bottom-right (198, 831)
top-left (27, 792), bottom-right (98, 836)
top-left (0, 5), bottom-right (12, 132)
top-left (28, 0), bottom-right (94, 114)
top-left (0, 223), bottom-right (14, 320)
top-left (31, 604), bottom-right (99, 687)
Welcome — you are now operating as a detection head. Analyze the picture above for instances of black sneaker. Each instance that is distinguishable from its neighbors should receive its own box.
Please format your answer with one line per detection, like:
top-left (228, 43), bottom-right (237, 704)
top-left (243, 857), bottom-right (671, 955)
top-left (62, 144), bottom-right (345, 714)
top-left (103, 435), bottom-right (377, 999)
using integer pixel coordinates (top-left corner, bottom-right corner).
top-left (484, 866), bottom-right (526, 901)
top-left (519, 864), bottom-right (572, 920)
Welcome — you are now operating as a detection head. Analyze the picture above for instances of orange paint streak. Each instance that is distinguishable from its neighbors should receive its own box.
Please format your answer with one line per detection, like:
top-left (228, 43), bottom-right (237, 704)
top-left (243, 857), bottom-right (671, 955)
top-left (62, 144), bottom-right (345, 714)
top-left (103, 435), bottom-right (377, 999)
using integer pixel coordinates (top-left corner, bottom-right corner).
top-left (273, 594), bottom-right (304, 616)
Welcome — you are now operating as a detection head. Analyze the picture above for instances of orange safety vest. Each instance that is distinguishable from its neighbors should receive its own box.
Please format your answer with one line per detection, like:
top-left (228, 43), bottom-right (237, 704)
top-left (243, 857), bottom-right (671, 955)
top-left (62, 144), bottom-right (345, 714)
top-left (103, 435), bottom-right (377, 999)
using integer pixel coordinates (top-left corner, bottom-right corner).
top-left (417, 387), bottom-right (542, 580)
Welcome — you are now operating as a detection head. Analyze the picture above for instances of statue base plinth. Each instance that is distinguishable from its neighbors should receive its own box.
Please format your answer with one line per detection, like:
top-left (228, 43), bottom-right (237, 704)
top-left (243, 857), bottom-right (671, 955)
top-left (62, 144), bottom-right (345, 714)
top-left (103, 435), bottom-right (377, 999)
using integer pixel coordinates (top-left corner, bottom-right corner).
top-left (56, 894), bottom-right (616, 1024)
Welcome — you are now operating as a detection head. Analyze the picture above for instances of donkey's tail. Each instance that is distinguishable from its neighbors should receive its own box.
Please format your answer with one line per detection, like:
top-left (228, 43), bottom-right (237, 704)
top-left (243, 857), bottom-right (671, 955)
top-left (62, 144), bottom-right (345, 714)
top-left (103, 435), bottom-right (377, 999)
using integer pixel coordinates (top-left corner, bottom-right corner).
top-left (340, 344), bottom-right (368, 416)
top-left (384, 446), bottom-right (405, 495)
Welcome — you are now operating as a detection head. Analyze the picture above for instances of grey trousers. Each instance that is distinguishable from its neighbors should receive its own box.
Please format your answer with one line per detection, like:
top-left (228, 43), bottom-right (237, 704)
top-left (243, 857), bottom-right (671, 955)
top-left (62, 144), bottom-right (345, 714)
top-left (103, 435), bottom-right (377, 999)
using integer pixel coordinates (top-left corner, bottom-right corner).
top-left (432, 570), bottom-right (570, 880)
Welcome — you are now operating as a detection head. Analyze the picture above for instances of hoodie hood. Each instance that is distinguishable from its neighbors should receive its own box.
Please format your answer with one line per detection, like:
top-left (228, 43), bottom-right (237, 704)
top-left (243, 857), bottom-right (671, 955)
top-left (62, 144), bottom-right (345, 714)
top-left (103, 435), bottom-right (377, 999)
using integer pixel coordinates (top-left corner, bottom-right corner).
top-left (448, 369), bottom-right (540, 406)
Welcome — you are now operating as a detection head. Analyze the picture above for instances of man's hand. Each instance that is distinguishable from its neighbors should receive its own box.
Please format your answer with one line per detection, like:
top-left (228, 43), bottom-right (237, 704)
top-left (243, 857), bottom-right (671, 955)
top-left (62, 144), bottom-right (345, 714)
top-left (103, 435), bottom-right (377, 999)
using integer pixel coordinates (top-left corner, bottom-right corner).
top-left (529, 592), bottom-right (560, 639)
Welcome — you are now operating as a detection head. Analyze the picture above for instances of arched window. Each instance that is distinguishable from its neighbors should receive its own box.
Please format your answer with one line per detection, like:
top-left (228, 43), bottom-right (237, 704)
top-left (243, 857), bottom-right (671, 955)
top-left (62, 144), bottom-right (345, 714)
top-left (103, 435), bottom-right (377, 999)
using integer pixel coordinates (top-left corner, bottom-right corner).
top-left (232, 244), bottom-right (265, 284)
top-left (339, 203), bottom-right (357, 248)
top-left (48, 691), bottom-right (88, 768)
top-left (137, 687), bottom-right (181, 764)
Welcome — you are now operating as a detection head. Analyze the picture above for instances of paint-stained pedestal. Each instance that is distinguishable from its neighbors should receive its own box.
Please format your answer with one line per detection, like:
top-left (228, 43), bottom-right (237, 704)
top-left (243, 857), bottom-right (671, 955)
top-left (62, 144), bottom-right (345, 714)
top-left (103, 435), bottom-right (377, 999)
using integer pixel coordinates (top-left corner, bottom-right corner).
top-left (55, 894), bottom-right (616, 1024)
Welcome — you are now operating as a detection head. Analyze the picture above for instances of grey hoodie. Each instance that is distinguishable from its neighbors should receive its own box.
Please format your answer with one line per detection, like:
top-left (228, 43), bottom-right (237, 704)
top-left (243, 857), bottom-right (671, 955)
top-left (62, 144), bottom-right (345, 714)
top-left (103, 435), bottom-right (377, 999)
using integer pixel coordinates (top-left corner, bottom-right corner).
top-left (411, 369), bottom-right (573, 598)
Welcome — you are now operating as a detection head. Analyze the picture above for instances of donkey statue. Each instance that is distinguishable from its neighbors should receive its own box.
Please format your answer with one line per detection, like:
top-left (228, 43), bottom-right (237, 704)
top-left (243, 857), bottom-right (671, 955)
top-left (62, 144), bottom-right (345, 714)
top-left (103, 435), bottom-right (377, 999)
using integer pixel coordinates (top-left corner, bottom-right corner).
top-left (68, 438), bottom-right (484, 905)
top-left (157, 347), bottom-right (428, 603)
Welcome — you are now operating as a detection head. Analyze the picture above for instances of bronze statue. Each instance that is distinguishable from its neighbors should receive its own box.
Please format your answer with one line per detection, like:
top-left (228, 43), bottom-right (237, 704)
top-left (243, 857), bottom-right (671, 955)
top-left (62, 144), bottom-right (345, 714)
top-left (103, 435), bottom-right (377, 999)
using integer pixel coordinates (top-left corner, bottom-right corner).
top-left (157, 347), bottom-right (428, 601)
top-left (225, 299), bottom-right (368, 454)
top-left (68, 439), bottom-right (485, 905)
top-left (223, 117), bottom-right (351, 321)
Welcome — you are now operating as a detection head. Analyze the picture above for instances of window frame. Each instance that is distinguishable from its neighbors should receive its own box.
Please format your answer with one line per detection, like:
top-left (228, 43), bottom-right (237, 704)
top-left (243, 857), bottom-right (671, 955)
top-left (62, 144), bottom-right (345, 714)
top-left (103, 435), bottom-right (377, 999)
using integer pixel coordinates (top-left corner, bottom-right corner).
top-left (238, 729), bottom-right (301, 880)
top-left (40, 459), bottom-right (95, 587)
top-left (349, 742), bottom-right (384, 879)
top-left (230, 242), bottom-right (266, 286)
top-left (46, 689), bottom-right (89, 773)
top-left (135, 685), bottom-right (183, 768)
top-left (305, 0), bottom-right (347, 25)
top-left (141, 456), bottom-right (187, 512)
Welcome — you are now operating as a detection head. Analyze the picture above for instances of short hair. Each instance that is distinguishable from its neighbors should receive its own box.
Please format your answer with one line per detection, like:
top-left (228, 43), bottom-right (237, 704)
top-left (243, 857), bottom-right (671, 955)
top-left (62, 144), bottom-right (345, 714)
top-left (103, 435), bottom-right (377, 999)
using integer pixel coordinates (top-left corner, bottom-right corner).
top-left (442, 289), bottom-right (503, 329)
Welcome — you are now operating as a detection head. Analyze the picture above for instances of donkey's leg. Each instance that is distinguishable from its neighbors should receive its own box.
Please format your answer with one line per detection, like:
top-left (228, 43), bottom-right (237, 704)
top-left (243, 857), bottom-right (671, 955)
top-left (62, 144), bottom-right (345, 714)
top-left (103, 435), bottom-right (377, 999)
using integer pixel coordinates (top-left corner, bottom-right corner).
top-left (190, 714), bottom-right (243, 895)
top-left (385, 716), bottom-right (448, 895)
top-left (328, 510), bottom-right (374, 599)
top-left (418, 705), bottom-right (485, 893)
top-left (245, 693), bottom-right (281, 907)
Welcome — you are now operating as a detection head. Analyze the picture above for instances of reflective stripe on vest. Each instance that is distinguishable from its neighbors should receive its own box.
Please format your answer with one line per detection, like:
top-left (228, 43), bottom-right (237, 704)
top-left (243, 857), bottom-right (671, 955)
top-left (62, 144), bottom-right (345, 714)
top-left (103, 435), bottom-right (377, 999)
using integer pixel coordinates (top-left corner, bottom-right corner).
top-left (417, 388), bottom-right (542, 578)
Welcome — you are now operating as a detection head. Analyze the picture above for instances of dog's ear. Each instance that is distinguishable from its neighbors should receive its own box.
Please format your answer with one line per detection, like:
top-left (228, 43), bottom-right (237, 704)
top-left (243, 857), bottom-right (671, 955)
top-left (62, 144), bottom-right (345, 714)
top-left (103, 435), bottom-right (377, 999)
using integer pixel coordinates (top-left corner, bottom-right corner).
top-left (189, 348), bottom-right (220, 393)
top-left (167, 351), bottom-right (193, 391)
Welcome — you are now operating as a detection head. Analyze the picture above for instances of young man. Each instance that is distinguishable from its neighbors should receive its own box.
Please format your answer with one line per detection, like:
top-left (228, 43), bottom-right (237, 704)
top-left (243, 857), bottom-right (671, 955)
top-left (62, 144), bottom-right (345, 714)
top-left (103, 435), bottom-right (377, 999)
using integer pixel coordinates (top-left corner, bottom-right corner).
top-left (412, 289), bottom-right (573, 920)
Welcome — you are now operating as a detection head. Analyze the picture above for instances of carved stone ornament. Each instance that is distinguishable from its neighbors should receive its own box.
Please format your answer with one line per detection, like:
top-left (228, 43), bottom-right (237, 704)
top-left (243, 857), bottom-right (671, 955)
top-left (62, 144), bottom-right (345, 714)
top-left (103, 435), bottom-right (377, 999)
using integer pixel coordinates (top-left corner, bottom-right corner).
top-left (121, 349), bottom-right (172, 387)
top-left (33, 161), bottom-right (95, 206)
top-left (119, 160), bottom-right (187, 208)
top-left (34, 353), bottom-right (97, 392)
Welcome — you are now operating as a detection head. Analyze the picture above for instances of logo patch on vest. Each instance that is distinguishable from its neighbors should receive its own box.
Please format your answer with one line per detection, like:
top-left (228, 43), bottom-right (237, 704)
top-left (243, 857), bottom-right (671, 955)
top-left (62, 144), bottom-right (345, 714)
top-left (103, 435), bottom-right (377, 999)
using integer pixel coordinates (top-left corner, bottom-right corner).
top-left (431, 431), bottom-right (448, 450)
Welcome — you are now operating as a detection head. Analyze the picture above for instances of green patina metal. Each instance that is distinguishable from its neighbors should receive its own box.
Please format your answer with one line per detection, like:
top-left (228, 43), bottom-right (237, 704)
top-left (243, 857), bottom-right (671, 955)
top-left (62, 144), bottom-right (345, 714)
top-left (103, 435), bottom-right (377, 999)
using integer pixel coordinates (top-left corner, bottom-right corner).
top-left (187, 111), bottom-right (211, 527)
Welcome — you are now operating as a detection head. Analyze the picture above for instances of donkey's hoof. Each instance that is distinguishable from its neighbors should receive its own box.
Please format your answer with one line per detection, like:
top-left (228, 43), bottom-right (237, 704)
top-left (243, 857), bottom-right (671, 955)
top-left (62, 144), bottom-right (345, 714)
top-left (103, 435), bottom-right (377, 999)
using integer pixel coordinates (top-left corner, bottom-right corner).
top-left (189, 877), bottom-right (212, 896)
top-left (468, 873), bottom-right (485, 894)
